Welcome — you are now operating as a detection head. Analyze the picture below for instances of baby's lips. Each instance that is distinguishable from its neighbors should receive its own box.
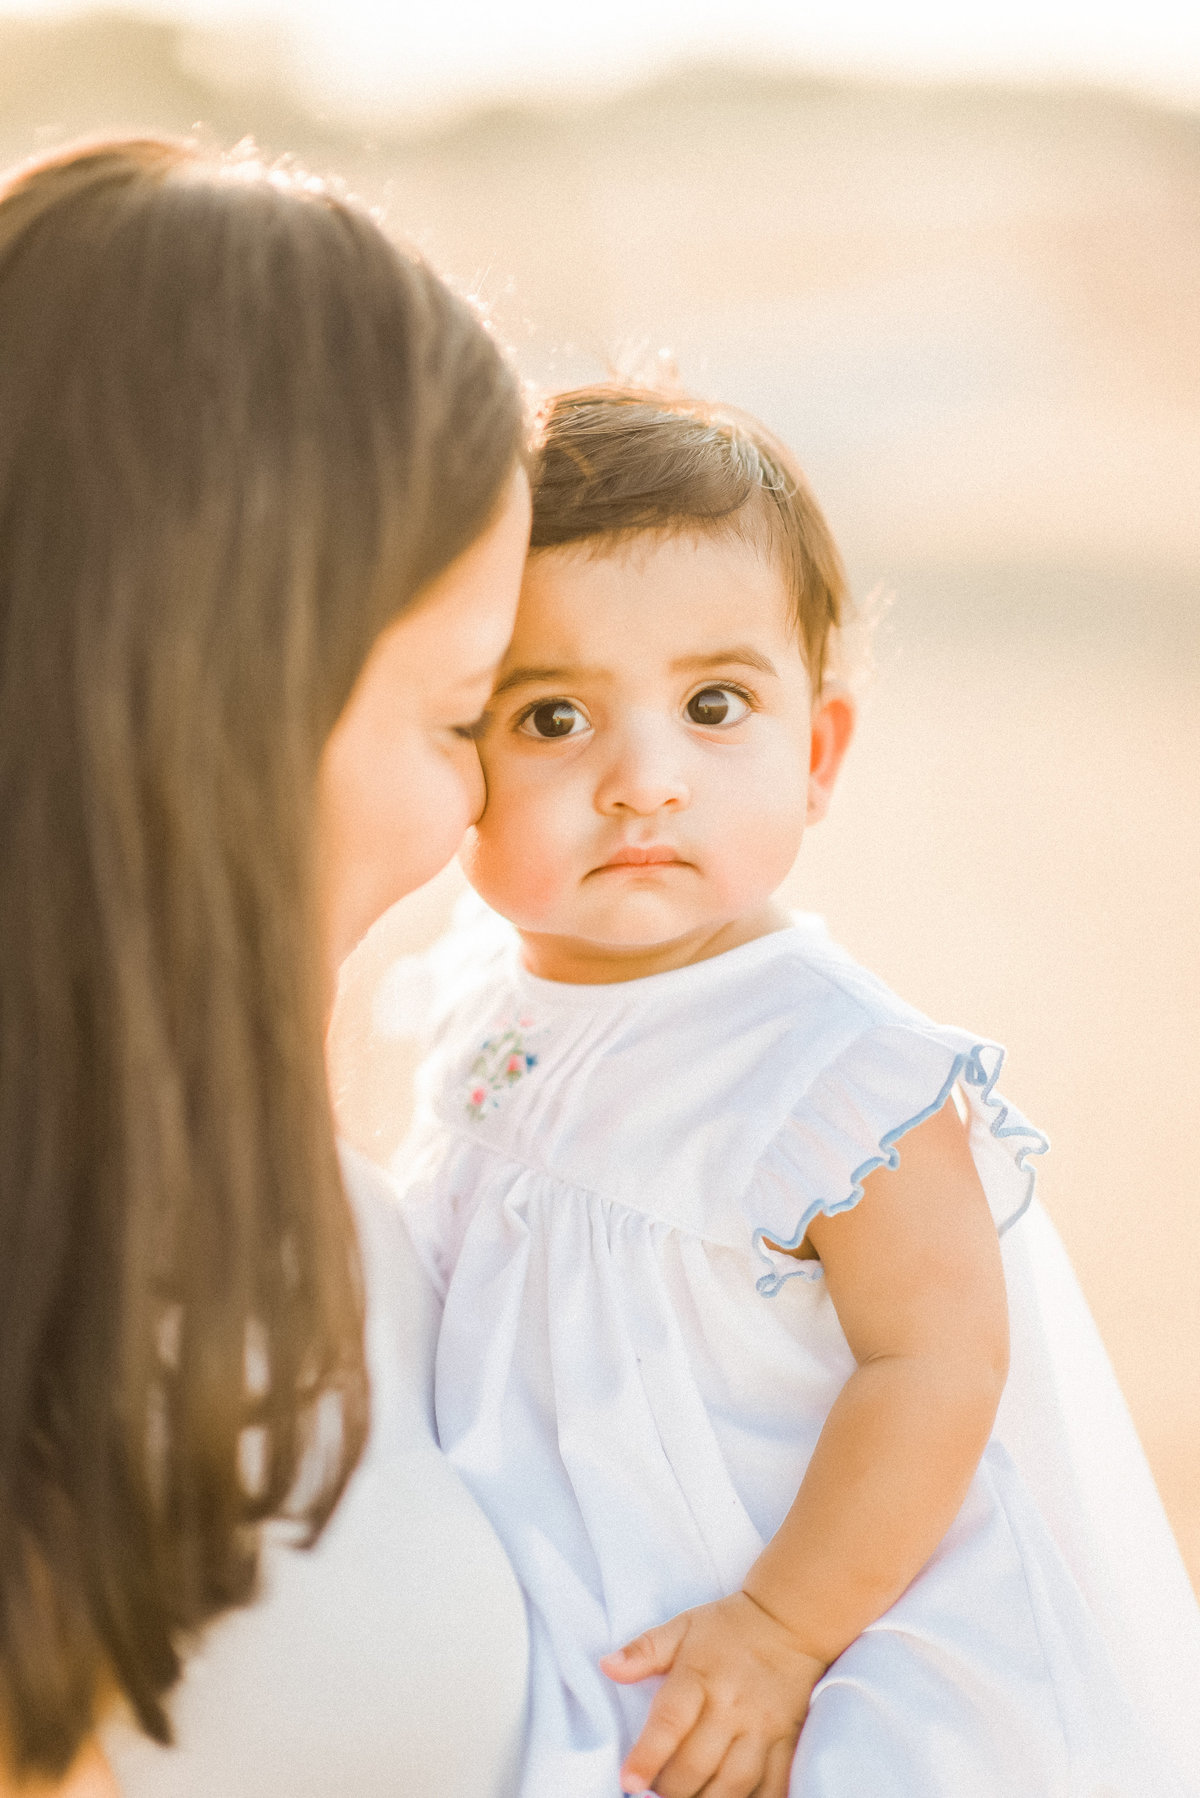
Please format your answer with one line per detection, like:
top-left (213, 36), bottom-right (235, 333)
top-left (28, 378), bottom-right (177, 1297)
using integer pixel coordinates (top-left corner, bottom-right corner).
top-left (596, 843), bottom-right (688, 870)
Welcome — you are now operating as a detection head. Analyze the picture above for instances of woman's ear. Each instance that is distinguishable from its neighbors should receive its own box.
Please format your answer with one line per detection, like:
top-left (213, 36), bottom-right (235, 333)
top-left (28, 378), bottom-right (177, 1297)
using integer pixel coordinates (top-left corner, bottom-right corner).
top-left (807, 685), bottom-right (855, 825)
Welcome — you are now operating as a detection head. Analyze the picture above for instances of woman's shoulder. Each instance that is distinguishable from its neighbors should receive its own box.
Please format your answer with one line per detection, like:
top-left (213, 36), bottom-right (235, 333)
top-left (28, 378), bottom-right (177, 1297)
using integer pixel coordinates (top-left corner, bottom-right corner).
top-left (106, 1142), bottom-right (529, 1798)
top-left (338, 1142), bottom-right (442, 1449)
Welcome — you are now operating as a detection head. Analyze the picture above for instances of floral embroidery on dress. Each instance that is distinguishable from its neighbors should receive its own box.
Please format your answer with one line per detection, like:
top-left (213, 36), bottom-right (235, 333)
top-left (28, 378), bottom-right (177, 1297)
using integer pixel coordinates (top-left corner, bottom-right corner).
top-left (466, 1017), bottom-right (540, 1118)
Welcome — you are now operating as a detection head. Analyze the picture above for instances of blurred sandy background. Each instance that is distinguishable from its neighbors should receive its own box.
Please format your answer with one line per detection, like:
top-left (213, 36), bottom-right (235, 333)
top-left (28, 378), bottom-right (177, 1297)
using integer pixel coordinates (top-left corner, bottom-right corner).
top-left (4, 12), bottom-right (1197, 1587)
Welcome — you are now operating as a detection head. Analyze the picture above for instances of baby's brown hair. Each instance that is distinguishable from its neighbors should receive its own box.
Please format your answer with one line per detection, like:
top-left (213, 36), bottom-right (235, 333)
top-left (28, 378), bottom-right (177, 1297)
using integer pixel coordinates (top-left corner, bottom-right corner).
top-left (529, 385), bottom-right (848, 690)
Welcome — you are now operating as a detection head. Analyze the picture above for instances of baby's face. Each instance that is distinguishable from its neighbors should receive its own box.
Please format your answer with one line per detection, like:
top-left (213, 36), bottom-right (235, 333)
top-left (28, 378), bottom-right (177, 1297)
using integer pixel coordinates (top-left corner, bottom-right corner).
top-left (462, 530), bottom-right (835, 976)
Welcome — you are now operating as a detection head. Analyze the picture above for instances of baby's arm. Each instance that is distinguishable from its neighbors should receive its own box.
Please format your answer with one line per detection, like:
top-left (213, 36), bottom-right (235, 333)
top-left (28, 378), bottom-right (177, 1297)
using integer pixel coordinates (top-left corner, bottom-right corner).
top-left (603, 1096), bottom-right (1009, 1798)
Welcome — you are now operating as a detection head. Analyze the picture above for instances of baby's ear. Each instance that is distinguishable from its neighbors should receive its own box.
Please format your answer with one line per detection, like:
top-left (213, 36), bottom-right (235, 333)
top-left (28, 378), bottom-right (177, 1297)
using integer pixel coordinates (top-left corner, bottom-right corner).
top-left (807, 686), bottom-right (855, 825)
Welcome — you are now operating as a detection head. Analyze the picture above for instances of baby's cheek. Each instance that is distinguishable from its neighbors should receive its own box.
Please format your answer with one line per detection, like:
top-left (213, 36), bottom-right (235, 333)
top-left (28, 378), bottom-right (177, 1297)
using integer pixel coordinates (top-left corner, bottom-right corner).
top-left (460, 804), bottom-right (567, 925)
top-left (723, 796), bottom-right (806, 904)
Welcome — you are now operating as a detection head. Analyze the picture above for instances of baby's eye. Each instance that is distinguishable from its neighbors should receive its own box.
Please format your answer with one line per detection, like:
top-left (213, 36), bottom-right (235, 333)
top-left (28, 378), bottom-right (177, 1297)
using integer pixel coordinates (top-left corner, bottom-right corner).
top-left (517, 700), bottom-right (590, 740)
top-left (685, 685), bottom-right (751, 727)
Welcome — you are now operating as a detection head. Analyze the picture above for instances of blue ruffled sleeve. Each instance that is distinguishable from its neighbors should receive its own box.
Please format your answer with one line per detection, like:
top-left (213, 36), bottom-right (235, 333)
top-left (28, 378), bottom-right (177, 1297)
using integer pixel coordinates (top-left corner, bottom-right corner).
top-left (744, 1021), bottom-right (1049, 1296)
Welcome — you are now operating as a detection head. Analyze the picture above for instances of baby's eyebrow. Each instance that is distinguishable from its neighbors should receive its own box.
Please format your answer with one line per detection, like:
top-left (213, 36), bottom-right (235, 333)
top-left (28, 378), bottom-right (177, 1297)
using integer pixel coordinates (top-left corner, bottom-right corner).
top-left (491, 646), bottom-right (779, 698)
top-left (671, 646), bottom-right (779, 678)
top-left (491, 664), bottom-right (597, 697)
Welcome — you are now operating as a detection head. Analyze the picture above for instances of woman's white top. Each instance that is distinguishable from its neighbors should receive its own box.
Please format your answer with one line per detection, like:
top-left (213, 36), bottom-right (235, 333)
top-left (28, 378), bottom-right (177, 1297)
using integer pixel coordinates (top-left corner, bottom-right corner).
top-left (106, 1145), bottom-right (529, 1798)
top-left (394, 902), bottom-right (1200, 1798)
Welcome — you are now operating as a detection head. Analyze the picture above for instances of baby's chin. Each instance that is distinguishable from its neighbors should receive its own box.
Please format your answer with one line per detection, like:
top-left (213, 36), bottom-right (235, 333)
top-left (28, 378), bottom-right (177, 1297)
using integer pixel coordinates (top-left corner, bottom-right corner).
top-left (465, 862), bottom-right (766, 952)
top-left (518, 899), bottom-right (732, 953)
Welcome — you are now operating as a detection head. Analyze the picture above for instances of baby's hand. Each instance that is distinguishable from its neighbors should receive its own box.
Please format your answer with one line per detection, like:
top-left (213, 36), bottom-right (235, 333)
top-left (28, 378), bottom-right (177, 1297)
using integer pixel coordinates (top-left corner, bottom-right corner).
top-left (599, 1591), bottom-right (826, 1798)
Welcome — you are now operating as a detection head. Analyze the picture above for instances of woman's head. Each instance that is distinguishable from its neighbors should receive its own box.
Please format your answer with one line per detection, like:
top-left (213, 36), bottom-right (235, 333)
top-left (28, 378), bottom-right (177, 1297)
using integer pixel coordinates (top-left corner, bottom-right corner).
top-left (0, 135), bottom-right (525, 1776)
top-left (462, 386), bottom-right (854, 984)
top-left (318, 465), bottom-right (530, 981)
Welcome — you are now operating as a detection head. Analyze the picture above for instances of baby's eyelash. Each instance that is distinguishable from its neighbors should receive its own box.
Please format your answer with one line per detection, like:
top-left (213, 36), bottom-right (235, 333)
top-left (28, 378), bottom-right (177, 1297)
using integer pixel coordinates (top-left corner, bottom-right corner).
top-left (714, 682), bottom-right (757, 708)
top-left (512, 697), bottom-right (579, 726)
top-left (686, 680), bottom-right (759, 711)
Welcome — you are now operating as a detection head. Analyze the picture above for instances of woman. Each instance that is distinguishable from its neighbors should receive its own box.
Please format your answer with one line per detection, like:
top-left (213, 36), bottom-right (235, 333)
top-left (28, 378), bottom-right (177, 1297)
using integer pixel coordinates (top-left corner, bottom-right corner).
top-left (0, 137), bottom-right (532, 1795)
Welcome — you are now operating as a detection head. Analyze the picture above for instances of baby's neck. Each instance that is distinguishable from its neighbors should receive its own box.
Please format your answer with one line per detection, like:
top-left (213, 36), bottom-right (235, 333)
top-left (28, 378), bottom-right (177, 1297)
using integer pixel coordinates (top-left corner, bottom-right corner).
top-left (517, 901), bottom-right (794, 985)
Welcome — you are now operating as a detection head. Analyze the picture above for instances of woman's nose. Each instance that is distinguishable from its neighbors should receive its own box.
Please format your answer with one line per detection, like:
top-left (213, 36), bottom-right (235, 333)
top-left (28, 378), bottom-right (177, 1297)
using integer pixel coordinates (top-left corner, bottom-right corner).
top-left (594, 714), bottom-right (690, 817)
top-left (457, 739), bottom-right (488, 828)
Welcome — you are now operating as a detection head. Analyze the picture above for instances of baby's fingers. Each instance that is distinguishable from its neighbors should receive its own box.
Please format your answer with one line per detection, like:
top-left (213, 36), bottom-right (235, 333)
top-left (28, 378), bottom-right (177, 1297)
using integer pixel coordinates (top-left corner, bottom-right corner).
top-left (650, 1708), bottom-right (740, 1798)
top-left (748, 1737), bottom-right (796, 1798)
top-left (601, 1612), bottom-right (689, 1686)
top-left (700, 1734), bottom-right (764, 1798)
top-left (617, 1669), bottom-right (706, 1795)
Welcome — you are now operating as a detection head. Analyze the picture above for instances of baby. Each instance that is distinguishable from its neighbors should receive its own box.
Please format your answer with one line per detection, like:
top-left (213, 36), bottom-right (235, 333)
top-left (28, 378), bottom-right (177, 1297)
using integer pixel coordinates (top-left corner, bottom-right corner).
top-left (394, 388), bottom-right (1200, 1797)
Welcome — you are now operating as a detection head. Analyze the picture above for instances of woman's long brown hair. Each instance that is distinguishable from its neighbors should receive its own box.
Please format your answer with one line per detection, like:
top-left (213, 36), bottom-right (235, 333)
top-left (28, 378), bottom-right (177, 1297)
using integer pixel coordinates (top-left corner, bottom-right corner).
top-left (0, 137), bottom-right (523, 1778)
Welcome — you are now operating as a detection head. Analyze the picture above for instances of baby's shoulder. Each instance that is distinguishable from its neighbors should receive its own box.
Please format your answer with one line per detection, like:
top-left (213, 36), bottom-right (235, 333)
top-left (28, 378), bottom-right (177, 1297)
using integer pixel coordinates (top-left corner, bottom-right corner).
top-left (733, 925), bottom-right (1046, 1286)
top-left (754, 915), bottom-right (913, 1019)
top-left (698, 916), bottom-right (953, 1076)
top-left (728, 921), bottom-right (1003, 1145)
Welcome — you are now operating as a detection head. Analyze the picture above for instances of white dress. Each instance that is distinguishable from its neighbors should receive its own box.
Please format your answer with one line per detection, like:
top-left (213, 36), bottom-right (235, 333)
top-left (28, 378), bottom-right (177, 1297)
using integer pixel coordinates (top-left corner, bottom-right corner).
top-left (395, 903), bottom-right (1200, 1798)
top-left (106, 1147), bottom-right (529, 1798)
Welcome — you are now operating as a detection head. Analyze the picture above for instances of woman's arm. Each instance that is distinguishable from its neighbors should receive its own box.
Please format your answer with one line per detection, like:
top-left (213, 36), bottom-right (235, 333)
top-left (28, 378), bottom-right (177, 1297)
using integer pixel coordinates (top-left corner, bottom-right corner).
top-left (605, 1097), bottom-right (1009, 1798)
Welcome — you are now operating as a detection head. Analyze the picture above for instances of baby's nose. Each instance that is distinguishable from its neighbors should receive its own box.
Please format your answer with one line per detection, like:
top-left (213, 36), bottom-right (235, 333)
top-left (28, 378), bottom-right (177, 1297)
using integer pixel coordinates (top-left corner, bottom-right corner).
top-left (594, 714), bottom-right (690, 816)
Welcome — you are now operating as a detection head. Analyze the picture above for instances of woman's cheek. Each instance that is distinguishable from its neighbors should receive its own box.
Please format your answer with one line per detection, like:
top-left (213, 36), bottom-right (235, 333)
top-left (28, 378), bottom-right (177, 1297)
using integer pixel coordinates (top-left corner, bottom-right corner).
top-left (435, 749), bottom-right (485, 859)
top-left (387, 742), bottom-right (481, 896)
